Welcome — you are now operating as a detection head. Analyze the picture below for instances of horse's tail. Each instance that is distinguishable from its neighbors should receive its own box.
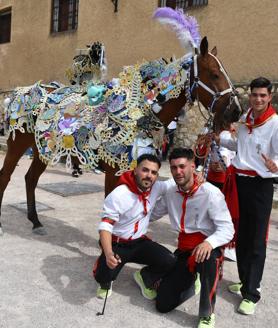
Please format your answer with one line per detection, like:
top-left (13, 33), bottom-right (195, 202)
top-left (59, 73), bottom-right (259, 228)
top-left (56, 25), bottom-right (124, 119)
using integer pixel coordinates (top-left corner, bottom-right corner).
top-left (153, 7), bottom-right (200, 51)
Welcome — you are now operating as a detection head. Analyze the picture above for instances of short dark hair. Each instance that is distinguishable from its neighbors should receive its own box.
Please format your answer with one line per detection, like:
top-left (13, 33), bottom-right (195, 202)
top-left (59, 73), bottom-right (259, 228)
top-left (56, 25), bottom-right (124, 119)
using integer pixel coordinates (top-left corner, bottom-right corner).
top-left (137, 153), bottom-right (161, 168)
top-left (250, 77), bottom-right (272, 93)
top-left (169, 148), bottom-right (194, 162)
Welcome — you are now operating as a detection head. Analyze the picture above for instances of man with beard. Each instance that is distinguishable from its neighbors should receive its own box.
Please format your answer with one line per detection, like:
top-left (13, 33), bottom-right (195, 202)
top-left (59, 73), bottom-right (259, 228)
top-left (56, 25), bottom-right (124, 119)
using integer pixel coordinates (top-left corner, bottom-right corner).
top-left (151, 148), bottom-right (234, 328)
top-left (93, 154), bottom-right (176, 300)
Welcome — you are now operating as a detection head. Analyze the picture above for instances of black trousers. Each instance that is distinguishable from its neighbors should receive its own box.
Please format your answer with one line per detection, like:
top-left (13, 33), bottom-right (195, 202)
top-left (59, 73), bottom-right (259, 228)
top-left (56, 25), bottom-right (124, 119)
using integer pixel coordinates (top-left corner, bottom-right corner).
top-left (156, 248), bottom-right (222, 317)
top-left (236, 175), bottom-right (273, 303)
top-left (93, 238), bottom-right (176, 289)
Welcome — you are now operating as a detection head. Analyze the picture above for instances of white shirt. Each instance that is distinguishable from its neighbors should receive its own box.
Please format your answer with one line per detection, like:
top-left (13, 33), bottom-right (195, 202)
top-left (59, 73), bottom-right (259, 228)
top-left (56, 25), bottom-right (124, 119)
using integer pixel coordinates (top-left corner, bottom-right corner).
top-left (151, 181), bottom-right (234, 249)
top-left (98, 179), bottom-right (173, 239)
top-left (220, 112), bottom-right (278, 178)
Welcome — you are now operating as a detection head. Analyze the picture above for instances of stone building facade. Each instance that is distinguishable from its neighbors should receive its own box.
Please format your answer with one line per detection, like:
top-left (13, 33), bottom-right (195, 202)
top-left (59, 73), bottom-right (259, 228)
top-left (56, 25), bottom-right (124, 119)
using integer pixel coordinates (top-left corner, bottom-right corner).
top-left (0, 0), bottom-right (278, 90)
top-left (0, 0), bottom-right (277, 146)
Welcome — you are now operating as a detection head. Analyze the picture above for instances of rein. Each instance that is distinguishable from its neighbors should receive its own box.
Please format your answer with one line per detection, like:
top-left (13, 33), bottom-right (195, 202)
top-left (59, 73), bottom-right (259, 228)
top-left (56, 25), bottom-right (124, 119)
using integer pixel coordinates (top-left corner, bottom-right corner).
top-left (194, 134), bottom-right (227, 179)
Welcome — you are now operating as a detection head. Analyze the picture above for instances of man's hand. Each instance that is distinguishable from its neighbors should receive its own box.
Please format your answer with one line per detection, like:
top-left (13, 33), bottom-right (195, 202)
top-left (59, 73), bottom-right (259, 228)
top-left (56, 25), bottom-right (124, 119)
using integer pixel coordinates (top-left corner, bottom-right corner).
top-left (105, 251), bottom-right (121, 269)
top-left (211, 133), bottom-right (220, 145)
top-left (191, 241), bottom-right (213, 263)
top-left (262, 153), bottom-right (278, 173)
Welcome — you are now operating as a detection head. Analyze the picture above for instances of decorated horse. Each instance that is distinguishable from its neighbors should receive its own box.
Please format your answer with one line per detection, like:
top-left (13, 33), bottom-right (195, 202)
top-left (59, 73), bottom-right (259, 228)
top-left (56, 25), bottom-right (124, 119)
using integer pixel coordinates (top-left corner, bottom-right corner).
top-left (0, 8), bottom-right (241, 236)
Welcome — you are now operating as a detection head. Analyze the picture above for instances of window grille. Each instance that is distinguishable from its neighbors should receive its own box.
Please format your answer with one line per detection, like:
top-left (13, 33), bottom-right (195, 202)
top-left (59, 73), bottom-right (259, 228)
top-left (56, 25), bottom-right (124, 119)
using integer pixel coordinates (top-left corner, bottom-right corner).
top-left (51, 0), bottom-right (79, 33)
top-left (159, 0), bottom-right (208, 9)
top-left (0, 8), bottom-right (12, 44)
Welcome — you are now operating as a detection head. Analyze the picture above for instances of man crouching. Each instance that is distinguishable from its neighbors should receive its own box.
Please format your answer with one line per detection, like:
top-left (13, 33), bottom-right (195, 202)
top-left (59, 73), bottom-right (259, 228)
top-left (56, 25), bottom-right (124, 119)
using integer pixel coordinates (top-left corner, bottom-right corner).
top-left (152, 148), bottom-right (234, 328)
top-left (93, 154), bottom-right (176, 300)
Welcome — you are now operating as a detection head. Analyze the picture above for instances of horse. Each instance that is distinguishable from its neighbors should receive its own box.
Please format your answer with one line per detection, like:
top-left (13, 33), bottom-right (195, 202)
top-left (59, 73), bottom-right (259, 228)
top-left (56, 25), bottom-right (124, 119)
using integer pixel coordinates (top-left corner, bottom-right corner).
top-left (0, 34), bottom-right (241, 236)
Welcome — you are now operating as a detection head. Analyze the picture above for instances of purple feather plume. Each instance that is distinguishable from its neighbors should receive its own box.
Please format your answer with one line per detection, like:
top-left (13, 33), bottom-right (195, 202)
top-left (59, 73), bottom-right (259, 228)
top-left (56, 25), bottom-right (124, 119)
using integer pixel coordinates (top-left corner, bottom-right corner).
top-left (153, 7), bottom-right (201, 49)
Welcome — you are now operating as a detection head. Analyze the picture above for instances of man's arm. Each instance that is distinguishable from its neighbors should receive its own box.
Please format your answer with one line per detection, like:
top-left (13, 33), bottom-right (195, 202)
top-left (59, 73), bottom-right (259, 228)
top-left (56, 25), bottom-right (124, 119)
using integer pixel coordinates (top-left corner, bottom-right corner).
top-left (99, 230), bottom-right (121, 269)
top-left (265, 125), bottom-right (278, 172)
top-left (205, 188), bottom-right (234, 249)
top-left (192, 189), bottom-right (234, 263)
top-left (214, 130), bottom-right (238, 152)
top-left (98, 189), bottom-right (123, 269)
top-left (150, 195), bottom-right (168, 222)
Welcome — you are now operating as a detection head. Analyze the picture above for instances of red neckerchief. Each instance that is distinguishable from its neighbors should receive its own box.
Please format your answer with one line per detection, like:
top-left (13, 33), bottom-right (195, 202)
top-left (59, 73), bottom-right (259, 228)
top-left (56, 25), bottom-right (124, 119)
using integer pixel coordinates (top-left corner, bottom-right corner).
top-left (176, 175), bottom-right (204, 273)
top-left (245, 104), bottom-right (277, 133)
top-left (118, 170), bottom-right (151, 215)
top-left (176, 174), bottom-right (201, 232)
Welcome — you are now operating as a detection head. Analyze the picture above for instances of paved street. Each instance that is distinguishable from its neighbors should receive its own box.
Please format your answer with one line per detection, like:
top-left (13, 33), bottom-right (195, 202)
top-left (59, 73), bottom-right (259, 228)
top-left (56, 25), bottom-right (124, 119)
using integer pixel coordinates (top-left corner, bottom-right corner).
top-left (0, 153), bottom-right (278, 328)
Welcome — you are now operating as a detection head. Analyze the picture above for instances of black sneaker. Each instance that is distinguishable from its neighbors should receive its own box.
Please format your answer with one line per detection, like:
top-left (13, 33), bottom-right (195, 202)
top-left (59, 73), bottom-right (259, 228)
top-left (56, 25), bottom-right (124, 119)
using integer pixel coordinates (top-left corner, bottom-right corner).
top-left (72, 170), bottom-right (79, 178)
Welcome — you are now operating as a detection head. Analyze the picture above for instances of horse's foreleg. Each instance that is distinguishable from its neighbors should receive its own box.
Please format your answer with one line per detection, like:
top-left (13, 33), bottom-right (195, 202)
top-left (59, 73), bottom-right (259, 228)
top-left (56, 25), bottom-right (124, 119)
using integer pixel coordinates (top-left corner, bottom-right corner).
top-left (25, 147), bottom-right (47, 235)
top-left (0, 133), bottom-right (32, 235)
top-left (101, 162), bottom-right (120, 197)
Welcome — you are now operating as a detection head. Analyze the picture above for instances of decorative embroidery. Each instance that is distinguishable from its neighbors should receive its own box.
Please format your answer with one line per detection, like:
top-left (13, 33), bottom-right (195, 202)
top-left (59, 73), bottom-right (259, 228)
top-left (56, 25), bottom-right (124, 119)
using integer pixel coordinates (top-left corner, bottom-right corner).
top-left (6, 50), bottom-right (193, 173)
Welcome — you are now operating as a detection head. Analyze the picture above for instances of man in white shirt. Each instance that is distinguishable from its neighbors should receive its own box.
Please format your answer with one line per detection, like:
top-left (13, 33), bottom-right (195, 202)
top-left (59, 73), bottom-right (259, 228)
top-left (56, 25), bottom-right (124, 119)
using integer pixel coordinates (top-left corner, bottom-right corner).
top-left (93, 154), bottom-right (176, 300)
top-left (217, 77), bottom-right (278, 315)
top-left (151, 148), bottom-right (234, 328)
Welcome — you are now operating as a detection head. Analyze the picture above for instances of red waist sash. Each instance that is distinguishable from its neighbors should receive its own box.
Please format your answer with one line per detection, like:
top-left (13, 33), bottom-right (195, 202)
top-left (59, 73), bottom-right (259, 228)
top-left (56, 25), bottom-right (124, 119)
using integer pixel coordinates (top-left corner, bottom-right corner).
top-left (207, 170), bottom-right (226, 183)
top-left (222, 165), bottom-right (258, 244)
top-left (178, 231), bottom-right (206, 272)
top-left (112, 234), bottom-right (150, 243)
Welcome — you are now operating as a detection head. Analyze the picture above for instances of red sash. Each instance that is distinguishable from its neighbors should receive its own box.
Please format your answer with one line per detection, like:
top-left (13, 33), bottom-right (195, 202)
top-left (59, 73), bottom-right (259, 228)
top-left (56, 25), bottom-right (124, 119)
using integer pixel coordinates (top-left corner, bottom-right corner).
top-left (207, 170), bottom-right (226, 183)
top-left (178, 231), bottom-right (206, 273)
top-left (222, 165), bottom-right (258, 245)
top-left (118, 170), bottom-right (151, 215)
top-left (112, 234), bottom-right (150, 243)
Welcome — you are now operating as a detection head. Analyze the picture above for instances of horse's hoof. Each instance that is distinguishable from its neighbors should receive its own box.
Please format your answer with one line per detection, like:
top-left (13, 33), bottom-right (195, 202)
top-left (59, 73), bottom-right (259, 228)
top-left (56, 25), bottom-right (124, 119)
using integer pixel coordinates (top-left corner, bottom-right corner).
top-left (0, 227), bottom-right (3, 236)
top-left (32, 226), bottom-right (47, 235)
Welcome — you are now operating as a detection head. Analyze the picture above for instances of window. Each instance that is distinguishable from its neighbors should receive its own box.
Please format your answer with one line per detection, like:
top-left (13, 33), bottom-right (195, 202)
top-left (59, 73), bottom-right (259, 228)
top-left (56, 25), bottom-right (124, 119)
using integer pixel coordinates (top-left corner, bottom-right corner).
top-left (159, 0), bottom-right (208, 9)
top-left (51, 0), bottom-right (79, 33)
top-left (0, 8), bottom-right (12, 44)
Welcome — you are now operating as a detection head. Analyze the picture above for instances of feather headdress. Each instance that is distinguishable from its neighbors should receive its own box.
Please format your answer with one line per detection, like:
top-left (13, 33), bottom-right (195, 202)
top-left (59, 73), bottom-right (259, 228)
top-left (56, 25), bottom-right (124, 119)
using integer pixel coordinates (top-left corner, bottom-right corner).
top-left (153, 7), bottom-right (201, 51)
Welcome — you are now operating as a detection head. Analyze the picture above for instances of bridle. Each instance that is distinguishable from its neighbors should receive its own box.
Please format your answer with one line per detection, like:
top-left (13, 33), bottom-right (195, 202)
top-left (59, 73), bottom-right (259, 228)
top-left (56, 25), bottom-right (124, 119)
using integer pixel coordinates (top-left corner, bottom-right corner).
top-left (188, 53), bottom-right (242, 178)
top-left (189, 53), bottom-right (242, 129)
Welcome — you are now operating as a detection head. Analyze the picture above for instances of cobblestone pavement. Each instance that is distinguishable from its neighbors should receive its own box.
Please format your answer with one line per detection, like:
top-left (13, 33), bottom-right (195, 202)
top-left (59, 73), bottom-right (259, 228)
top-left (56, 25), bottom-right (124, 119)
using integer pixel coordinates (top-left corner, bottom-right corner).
top-left (0, 154), bottom-right (278, 328)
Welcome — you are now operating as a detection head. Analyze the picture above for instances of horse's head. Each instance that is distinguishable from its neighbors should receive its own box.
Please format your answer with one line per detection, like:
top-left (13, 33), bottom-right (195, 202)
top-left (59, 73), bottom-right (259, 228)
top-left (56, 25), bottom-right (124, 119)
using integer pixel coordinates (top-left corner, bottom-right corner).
top-left (191, 37), bottom-right (242, 132)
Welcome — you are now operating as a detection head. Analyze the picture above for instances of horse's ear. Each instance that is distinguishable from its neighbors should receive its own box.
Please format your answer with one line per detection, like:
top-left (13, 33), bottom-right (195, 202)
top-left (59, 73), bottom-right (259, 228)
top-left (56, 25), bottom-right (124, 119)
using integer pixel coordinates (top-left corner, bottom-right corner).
top-left (200, 37), bottom-right (208, 56)
top-left (211, 46), bottom-right (217, 56)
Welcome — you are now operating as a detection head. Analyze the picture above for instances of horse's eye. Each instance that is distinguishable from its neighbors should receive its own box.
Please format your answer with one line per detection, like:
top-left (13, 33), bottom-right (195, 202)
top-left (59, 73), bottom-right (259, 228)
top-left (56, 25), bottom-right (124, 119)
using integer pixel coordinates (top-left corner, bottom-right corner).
top-left (211, 73), bottom-right (219, 80)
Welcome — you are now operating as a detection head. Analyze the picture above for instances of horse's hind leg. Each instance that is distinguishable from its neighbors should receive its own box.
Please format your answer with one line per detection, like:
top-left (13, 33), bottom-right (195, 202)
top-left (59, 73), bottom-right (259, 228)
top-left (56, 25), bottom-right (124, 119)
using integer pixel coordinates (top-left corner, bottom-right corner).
top-left (25, 146), bottom-right (47, 235)
top-left (0, 132), bottom-right (32, 235)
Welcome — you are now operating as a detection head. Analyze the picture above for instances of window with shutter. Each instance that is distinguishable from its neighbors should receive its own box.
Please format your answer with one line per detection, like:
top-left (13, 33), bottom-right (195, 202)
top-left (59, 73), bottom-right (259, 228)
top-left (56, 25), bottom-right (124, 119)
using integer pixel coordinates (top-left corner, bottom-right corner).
top-left (159, 0), bottom-right (208, 9)
top-left (0, 8), bottom-right (12, 44)
top-left (51, 0), bottom-right (79, 33)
